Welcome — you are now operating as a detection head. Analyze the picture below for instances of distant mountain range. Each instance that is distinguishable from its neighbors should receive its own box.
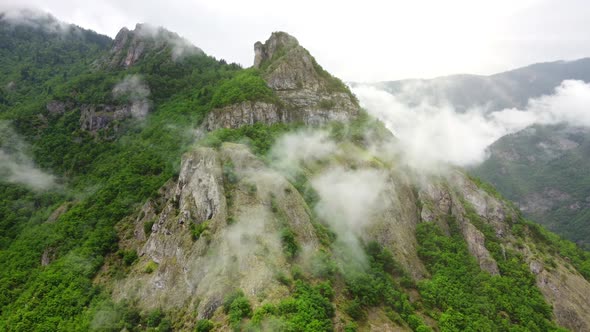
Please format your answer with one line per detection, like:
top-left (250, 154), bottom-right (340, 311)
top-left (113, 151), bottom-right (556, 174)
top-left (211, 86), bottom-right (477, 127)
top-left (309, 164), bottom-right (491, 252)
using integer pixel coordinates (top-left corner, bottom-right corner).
top-left (358, 58), bottom-right (590, 112)
top-left (359, 59), bottom-right (590, 247)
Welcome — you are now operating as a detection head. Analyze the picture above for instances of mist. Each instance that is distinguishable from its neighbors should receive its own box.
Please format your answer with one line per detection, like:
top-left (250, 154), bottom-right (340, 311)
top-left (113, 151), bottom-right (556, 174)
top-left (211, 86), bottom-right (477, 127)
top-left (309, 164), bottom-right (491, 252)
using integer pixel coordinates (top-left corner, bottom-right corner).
top-left (268, 130), bottom-right (392, 264)
top-left (112, 75), bottom-right (151, 121)
top-left (268, 130), bottom-right (336, 176)
top-left (133, 23), bottom-right (204, 61)
top-left (0, 121), bottom-right (56, 190)
top-left (353, 79), bottom-right (590, 170)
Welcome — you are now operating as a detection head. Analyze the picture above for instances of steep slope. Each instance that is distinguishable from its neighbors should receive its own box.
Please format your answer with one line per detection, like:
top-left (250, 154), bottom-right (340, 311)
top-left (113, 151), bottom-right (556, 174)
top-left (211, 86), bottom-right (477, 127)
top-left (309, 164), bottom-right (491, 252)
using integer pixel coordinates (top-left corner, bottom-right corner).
top-left (0, 12), bottom-right (246, 331)
top-left (357, 59), bottom-right (590, 248)
top-left (472, 124), bottom-right (590, 247)
top-left (108, 118), bottom-right (590, 331)
top-left (204, 32), bottom-right (360, 130)
top-left (0, 9), bottom-right (111, 114)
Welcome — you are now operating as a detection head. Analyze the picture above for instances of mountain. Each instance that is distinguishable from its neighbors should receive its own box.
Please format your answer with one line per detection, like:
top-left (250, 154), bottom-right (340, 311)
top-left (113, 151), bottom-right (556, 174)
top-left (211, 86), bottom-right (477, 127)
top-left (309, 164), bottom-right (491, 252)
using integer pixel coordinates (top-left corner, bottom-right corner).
top-left (472, 124), bottom-right (590, 248)
top-left (360, 58), bottom-right (590, 112)
top-left (357, 59), bottom-right (590, 249)
top-left (0, 10), bottom-right (590, 332)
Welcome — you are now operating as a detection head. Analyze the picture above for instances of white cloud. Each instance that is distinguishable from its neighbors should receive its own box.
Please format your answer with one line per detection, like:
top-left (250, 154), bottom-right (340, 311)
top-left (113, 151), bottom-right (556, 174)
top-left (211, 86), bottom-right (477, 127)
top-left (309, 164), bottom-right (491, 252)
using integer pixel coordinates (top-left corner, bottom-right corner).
top-left (0, 121), bottom-right (56, 190)
top-left (312, 167), bottom-right (389, 262)
top-left (268, 130), bottom-right (336, 175)
top-left (112, 75), bottom-right (151, 121)
top-left (353, 80), bottom-right (590, 169)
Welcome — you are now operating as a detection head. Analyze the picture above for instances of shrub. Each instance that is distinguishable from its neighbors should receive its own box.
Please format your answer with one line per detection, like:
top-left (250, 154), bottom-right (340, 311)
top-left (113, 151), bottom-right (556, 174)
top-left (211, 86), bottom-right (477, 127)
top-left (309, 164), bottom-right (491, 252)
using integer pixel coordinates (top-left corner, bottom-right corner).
top-left (143, 220), bottom-right (155, 236)
top-left (228, 294), bottom-right (252, 327)
top-left (345, 299), bottom-right (365, 321)
top-left (144, 260), bottom-right (158, 274)
top-left (275, 271), bottom-right (292, 287)
top-left (344, 322), bottom-right (358, 332)
top-left (190, 221), bottom-right (210, 241)
top-left (146, 309), bottom-right (164, 327)
top-left (118, 249), bottom-right (138, 266)
top-left (281, 228), bottom-right (299, 259)
top-left (195, 319), bottom-right (214, 332)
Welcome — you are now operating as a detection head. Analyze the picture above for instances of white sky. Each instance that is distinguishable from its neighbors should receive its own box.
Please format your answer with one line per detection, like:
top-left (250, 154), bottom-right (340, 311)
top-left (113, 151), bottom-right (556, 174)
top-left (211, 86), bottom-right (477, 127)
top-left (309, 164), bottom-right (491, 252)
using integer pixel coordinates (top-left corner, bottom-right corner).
top-left (2, 0), bottom-right (590, 81)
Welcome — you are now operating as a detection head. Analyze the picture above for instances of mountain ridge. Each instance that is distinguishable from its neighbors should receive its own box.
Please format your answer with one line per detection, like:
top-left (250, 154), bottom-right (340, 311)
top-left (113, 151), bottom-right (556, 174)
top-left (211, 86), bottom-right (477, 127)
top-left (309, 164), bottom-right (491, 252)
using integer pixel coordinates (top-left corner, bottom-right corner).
top-left (0, 10), bottom-right (589, 332)
top-left (357, 57), bottom-right (590, 112)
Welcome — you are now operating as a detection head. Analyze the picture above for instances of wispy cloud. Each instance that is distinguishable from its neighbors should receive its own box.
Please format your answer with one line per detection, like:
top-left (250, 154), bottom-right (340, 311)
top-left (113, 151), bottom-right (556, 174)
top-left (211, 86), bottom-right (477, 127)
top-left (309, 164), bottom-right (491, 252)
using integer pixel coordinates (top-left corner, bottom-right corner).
top-left (353, 80), bottom-right (590, 170)
top-left (0, 121), bottom-right (56, 190)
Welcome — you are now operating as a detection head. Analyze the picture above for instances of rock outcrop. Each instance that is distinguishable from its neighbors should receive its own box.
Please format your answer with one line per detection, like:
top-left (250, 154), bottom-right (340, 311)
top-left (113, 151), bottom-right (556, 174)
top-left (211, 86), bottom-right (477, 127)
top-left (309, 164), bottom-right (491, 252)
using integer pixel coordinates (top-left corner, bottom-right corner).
top-left (205, 32), bottom-right (360, 130)
top-left (45, 100), bottom-right (141, 135)
top-left (107, 23), bottom-right (204, 68)
top-left (204, 101), bottom-right (286, 131)
top-left (532, 261), bottom-right (590, 331)
top-left (113, 144), bottom-right (320, 321)
top-left (108, 132), bottom-right (590, 331)
top-left (79, 104), bottom-right (134, 133)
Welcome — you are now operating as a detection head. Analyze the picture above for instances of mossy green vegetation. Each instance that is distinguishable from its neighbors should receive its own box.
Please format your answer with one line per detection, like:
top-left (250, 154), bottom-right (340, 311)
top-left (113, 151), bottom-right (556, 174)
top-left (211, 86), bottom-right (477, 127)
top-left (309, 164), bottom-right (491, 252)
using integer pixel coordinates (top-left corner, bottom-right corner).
top-left (201, 122), bottom-right (298, 155)
top-left (248, 280), bottom-right (335, 331)
top-left (416, 217), bottom-right (564, 331)
top-left (344, 241), bottom-right (430, 331)
top-left (210, 69), bottom-right (278, 108)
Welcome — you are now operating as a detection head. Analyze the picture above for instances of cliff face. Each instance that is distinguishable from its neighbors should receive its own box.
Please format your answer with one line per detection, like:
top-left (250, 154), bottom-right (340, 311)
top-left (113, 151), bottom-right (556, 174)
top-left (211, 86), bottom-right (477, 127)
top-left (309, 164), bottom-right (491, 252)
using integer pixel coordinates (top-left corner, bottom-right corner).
top-left (44, 101), bottom-right (138, 136)
top-left (110, 135), bottom-right (590, 331)
top-left (205, 32), bottom-right (360, 130)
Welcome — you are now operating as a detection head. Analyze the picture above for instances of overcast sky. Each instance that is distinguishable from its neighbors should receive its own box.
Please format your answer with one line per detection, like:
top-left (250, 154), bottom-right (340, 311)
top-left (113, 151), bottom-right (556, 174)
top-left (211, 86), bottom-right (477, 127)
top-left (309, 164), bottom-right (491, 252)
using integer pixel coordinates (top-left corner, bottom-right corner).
top-left (2, 0), bottom-right (590, 82)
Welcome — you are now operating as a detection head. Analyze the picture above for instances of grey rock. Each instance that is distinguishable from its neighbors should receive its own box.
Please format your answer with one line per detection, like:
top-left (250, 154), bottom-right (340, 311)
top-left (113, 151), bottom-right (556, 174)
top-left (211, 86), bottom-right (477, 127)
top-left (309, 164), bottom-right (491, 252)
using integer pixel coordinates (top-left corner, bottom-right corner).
top-left (107, 24), bottom-right (204, 69)
top-left (46, 100), bottom-right (72, 115)
top-left (204, 101), bottom-right (286, 130)
top-left (530, 260), bottom-right (544, 275)
top-left (206, 32), bottom-right (360, 131)
top-left (79, 104), bottom-right (132, 133)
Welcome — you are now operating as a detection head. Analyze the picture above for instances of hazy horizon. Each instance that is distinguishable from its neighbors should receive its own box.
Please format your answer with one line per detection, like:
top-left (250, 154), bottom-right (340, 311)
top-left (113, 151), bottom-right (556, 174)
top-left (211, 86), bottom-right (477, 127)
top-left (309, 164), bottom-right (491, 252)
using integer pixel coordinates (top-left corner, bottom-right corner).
top-left (2, 0), bottom-right (590, 82)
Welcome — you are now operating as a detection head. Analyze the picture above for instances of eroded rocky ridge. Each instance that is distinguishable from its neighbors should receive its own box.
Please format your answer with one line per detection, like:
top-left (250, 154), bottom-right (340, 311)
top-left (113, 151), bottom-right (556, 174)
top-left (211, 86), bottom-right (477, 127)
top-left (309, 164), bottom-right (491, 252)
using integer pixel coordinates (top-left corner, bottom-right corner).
top-left (107, 131), bottom-right (590, 330)
top-left (46, 100), bottom-right (137, 135)
top-left (205, 32), bottom-right (360, 130)
top-left (107, 23), bottom-right (203, 68)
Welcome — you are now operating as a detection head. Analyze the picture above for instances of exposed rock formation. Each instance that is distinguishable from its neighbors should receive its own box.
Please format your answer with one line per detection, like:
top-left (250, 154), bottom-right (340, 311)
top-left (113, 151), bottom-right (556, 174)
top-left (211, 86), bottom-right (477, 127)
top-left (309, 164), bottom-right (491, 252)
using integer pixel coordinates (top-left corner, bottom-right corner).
top-left (204, 101), bottom-right (286, 131)
top-left (79, 104), bottom-right (134, 133)
top-left (113, 144), bottom-right (320, 320)
top-left (46, 100), bottom-right (73, 116)
top-left (418, 173), bottom-right (503, 275)
top-left (107, 23), bottom-right (204, 68)
top-left (45, 100), bottom-right (141, 135)
top-left (532, 262), bottom-right (590, 331)
top-left (205, 32), bottom-right (360, 130)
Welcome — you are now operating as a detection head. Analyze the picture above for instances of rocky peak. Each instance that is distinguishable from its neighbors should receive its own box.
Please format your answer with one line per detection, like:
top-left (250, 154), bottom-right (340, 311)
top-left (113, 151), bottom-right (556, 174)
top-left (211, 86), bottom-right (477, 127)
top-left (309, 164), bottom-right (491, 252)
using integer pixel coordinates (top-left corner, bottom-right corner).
top-left (253, 31), bottom-right (299, 69)
top-left (205, 31), bottom-right (360, 130)
top-left (108, 23), bottom-right (203, 68)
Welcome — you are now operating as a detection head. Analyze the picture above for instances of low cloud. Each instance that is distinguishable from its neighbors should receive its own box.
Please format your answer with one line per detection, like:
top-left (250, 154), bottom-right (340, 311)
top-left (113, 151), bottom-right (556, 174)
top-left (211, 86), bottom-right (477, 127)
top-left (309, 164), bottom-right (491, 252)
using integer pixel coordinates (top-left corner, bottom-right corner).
top-left (0, 121), bottom-right (56, 190)
top-left (134, 23), bottom-right (204, 61)
top-left (0, 7), bottom-right (77, 35)
top-left (353, 80), bottom-right (590, 170)
top-left (268, 130), bottom-right (337, 175)
top-left (312, 167), bottom-right (389, 263)
top-left (112, 75), bottom-right (151, 121)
